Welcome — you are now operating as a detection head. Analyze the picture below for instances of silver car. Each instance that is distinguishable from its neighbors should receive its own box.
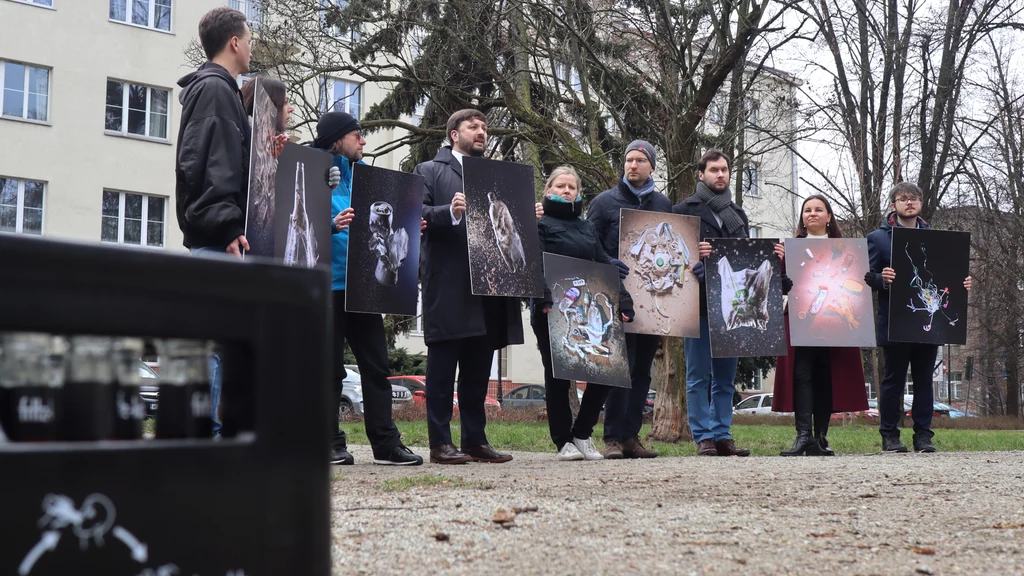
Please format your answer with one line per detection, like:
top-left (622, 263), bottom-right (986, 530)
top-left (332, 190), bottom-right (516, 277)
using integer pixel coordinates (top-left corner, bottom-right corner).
top-left (339, 369), bottom-right (413, 416)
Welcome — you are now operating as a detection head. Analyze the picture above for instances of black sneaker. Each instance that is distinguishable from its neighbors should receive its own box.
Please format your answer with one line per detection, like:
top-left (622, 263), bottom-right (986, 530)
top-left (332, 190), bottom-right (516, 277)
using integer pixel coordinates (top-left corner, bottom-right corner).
top-left (881, 436), bottom-right (909, 453)
top-left (330, 446), bottom-right (354, 465)
top-left (373, 445), bottom-right (423, 466)
top-left (913, 433), bottom-right (936, 453)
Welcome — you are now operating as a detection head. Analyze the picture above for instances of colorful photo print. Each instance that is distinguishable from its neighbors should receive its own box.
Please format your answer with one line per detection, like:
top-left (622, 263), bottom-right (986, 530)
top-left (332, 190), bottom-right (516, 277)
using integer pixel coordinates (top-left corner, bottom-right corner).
top-left (888, 228), bottom-right (970, 345)
top-left (706, 238), bottom-right (787, 358)
top-left (786, 238), bottom-right (876, 347)
top-left (244, 80), bottom-right (279, 259)
top-left (543, 253), bottom-right (631, 388)
top-left (463, 156), bottom-right (544, 298)
top-left (345, 164), bottom-right (424, 316)
top-left (273, 143), bottom-right (333, 269)
top-left (618, 209), bottom-right (700, 337)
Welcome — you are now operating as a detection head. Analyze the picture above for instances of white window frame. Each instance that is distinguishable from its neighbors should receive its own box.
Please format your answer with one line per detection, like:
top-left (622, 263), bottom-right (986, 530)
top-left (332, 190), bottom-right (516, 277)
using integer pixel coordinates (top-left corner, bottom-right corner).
top-left (554, 62), bottom-right (582, 94)
top-left (742, 163), bottom-right (760, 197)
top-left (749, 371), bottom-right (762, 392)
top-left (0, 176), bottom-right (45, 235)
top-left (104, 80), bottom-right (171, 142)
top-left (228, 0), bottom-right (261, 26)
top-left (745, 98), bottom-right (759, 127)
top-left (0, 60), bottom-right (50, 123)
top-left (109, 0), bottom-right (173, 33)
top-left (321, 0), bottom-right (360, 41)
top-left (748, 226), bottom-right (762, 239)
top-left (708, 97), bottom-right (725, 125)
top-left (322, 78), bottom-right (362, 119)
top-left (101, 190), bottom-right (166, 248)
top-left (410, 291), bottom-right (423, 335)
top-left (8, 0), bottom-right (55, 9)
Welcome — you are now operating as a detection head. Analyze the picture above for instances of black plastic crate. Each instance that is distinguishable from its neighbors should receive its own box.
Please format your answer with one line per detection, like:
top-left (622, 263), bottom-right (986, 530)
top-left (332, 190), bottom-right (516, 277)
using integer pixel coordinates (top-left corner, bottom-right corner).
top-left (0, 235), bottom-right (332, 576)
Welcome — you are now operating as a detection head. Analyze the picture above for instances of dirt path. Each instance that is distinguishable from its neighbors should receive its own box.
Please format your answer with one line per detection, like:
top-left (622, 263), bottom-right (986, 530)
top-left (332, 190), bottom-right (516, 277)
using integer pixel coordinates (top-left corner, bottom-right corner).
top-left (330, 447), bottom-right (1024, 575)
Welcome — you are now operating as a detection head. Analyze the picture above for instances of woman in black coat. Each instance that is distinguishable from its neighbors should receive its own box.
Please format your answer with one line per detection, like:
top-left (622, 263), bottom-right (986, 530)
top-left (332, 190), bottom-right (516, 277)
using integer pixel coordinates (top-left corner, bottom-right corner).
top-left (533, 166), bottom-right (634, 462)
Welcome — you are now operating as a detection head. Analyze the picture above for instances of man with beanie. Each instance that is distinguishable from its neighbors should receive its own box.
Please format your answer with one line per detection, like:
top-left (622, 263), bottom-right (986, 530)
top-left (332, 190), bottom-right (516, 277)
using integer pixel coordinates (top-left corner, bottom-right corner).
top-left (312, 111), bottom-right (422, 466)
top-left (587, 139), bottom-right (671, 459)
top-left (674, 149), bottom-right (779, 457)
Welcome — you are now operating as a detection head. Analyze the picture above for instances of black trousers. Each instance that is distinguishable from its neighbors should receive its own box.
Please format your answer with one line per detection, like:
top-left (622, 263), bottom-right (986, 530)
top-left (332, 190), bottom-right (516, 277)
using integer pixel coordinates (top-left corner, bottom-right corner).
top-left (332, 290), bottom-right (402, 455)
top-left (425, 335), bottom-right (494, 448)
top-left (603, 332), bottom-right (660, 442)
top-left (532, 312), bottom-right (610, 449)
top-left (879, 344), bottom-right (937, 438)
top-left (792, 347), bottom-right (834, 436)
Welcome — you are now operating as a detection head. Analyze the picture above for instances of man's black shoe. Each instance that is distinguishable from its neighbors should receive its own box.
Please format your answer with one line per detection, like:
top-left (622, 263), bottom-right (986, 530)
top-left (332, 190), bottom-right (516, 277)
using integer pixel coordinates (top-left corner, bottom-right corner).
top-left (913, 433), bottom-right (936, 453)
top-left (374, 445), bottom-right (423, 466)
top-left (330, 446), bottom-right (354, 465)
top-left (881, 436), bottom-right (909, 453)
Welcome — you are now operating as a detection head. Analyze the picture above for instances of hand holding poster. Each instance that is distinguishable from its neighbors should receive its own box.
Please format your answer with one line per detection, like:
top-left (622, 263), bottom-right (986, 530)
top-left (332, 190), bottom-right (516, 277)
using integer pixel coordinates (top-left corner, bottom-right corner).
top-left (706, 238), bottom-right (787, 358)
top-left (345, 164), bottom-right (424, 315)
top-left (618, 209), bottom-right (700, 337)
top-left (888, 228), bottom-right (970, 345)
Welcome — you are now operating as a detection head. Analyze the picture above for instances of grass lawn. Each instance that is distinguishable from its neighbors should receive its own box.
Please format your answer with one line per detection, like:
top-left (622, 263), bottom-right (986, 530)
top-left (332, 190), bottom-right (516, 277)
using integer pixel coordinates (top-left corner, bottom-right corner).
top-left (339, 420), bottom-right (1024, 457)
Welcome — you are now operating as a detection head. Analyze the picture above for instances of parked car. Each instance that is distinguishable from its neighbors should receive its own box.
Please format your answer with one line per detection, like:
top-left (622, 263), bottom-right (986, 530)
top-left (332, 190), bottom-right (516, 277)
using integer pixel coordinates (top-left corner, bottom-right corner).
top-left (733, 393), bottom-right (790, 416)
top-left (389, 375), bottom-right (501, 418)
top-left (137, 360), bottom-right (160, 418)
top-left (503, 385), bottom-right (546, 410)
top-left (645, 390), bottom-right (656, 413)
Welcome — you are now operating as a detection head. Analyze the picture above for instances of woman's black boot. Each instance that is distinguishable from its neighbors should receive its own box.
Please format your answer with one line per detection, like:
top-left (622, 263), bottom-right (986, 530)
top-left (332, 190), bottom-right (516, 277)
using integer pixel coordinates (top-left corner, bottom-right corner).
top-left (781, 431), bottom-right (818, 456)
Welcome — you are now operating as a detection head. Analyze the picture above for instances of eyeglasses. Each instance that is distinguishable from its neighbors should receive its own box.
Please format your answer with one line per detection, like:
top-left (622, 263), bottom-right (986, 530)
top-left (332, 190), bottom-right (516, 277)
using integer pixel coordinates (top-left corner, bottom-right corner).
top-left (894, 197), bottom-right (921, 204)
top-left (625, 157), bottom-right (649, 166)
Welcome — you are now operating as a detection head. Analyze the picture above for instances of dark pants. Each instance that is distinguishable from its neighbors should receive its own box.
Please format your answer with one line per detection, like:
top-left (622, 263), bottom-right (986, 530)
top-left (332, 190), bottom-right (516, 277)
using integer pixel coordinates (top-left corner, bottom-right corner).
top-left (532, 312), bottom-right (610, 449)
top-left (879, 344), bottom-right (938, 438)
top-left (425, 336), bottom-right (493, 448)
top-left (603, 332), bottom-right (660, 443)
top-left (792, 347), bottom-right (834, 437)
top-left (332, 290), bottom-right (402, 456)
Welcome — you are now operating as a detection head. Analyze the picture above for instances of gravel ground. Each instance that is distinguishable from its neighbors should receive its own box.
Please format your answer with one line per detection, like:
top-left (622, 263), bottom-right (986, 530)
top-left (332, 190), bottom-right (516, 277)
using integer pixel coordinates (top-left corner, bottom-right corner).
top-left (330, 447), bottom-right (1024, 576)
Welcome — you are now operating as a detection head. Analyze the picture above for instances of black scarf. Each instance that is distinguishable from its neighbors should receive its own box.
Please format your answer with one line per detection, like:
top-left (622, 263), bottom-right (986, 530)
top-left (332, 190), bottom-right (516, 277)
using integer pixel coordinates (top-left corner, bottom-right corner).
top-left (695, 181), bottom-right (746, 237)
top-left (542, 195), bottom-right (583, 220)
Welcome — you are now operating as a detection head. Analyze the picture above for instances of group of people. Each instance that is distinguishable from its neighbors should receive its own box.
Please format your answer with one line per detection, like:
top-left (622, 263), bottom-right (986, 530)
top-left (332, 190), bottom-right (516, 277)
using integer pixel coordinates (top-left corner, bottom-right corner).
top-left (175, 8), bottom-right (972, 466)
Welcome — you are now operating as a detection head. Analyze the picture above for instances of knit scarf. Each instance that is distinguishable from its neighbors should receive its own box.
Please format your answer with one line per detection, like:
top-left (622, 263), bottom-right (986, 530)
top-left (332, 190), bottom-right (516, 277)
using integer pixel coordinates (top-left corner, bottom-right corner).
top-left (695, 181), bottom-right (746, 237)
top-left (622, 176), bottom-right (655, 198)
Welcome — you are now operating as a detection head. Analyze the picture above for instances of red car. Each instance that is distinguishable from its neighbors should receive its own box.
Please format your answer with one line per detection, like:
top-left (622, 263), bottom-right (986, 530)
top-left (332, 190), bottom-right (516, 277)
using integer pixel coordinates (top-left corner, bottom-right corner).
top-left (388, 376), bottom-right (502, 418)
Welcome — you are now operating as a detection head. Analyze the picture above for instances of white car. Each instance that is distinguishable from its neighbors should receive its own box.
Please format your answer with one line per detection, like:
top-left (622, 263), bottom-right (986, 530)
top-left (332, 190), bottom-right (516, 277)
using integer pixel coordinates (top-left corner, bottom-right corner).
top-left (733, 393), bottom-right (790, 416)
top-left (339, 366), bottom-right (413, 417)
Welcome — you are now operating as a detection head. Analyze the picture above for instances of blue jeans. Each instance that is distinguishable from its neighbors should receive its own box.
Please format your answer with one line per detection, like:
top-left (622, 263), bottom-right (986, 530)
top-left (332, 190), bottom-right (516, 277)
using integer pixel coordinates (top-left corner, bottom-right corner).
top-left (684, 316), bottom-right (738, 443)
top-left (192, 247), bottom-right (225, 436)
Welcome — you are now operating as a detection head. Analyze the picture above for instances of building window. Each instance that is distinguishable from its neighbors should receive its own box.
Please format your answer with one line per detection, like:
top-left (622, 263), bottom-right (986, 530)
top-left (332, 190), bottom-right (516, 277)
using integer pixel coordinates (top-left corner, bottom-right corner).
top-left (748, 226), bottom-right (762, 239)
top-left (228, 0), bottom-right (261, 26)
top-left (742, 163), bottom-right (760, 197)
top-left (321, 0), bottom-right (360, 41)
top-left (745, 99), bottom-right (759, 127)
top-left (748, 371), bottom-right (762, 391)
top-left (101, 190), bottom-right (165, 247)
top-left (105, 80), bottom-right (169, 140)
top-left (0, 176), bottom-right (44, 235)
top-left (1, 61), bottom-right (50, 122)
top-left (109, 0), bottom-right (171, 32)
top-left (708, 97), bottom-right (725, 125)
top-left (554, 62), bottom-right (582, 93)
top-left (409, 291), bottom-right (423, 334)
top-left (10, 0), bottom-right (54, 7)
top-left (322, 78), bottom-right (361, 119)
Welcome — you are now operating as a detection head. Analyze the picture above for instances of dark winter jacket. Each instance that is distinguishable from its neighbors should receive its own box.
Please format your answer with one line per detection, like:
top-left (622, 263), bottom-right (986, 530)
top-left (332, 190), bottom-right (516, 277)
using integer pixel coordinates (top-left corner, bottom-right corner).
top-left (866, 212), bottom-right (931, 346)
top-left (672, 193), bottom-right (751, 314)
top-left (174, 62), bottom-right (251, 250)
top-left (535, 195), bottom-right (634, 320)
top-left (413, 146), bottom-right (525, 347)
top-left (586, 181), bottom-right (672, 260)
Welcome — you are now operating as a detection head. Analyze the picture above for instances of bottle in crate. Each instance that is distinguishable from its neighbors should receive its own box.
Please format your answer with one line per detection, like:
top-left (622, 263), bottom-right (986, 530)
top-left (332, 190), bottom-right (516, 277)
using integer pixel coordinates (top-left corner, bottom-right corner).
top-left (0, 333), bottom-right (64, 442)
top-left (156, 339), bottom-right (213, 439)
top-left (113, 337), bottom-right (147, 440)
top-left (61, 335), bottom-right (116, 441)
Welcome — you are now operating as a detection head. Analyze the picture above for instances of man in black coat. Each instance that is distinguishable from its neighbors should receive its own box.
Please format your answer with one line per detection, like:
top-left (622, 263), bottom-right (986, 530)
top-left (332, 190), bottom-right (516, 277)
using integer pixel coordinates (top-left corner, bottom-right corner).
top-left (587, 140), bottom-right (672, 459)
top-left (414, 109), bottom-right (540, 464)
top-left (175, 7), bottom-right (252, 256)
top-left (865, 182), bottom-right (972, 453)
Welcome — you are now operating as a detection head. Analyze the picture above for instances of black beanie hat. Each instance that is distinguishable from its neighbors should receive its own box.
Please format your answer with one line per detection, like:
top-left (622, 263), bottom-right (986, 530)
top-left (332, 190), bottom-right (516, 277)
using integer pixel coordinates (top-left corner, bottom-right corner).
top-left (313, 111), bottom-right (360, 150)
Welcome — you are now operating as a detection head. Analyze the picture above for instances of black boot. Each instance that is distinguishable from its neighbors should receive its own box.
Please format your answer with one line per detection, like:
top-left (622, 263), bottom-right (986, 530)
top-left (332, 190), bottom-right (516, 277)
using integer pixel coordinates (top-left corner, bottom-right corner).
top-left (781, 410), bottom-right (817, 456)
top-left (816, 435), bottom-right (835, 456)
top-left (814, 417), bottom-right (835, 456)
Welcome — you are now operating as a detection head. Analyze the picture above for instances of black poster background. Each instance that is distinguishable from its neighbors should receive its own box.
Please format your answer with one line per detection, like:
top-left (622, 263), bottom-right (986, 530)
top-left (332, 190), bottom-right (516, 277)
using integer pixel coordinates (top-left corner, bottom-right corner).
top-left (888, 228), bottom-right (970, 345)
top-left (272, 143), bottom-right (333, 271)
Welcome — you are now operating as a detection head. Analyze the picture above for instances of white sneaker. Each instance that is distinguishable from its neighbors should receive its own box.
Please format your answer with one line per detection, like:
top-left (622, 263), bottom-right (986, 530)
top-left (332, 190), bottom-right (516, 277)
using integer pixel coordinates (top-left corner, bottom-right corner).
top-left (572, 437), bottom-right (604, 461)
top-left (558, 442), bottom-right (584, 461)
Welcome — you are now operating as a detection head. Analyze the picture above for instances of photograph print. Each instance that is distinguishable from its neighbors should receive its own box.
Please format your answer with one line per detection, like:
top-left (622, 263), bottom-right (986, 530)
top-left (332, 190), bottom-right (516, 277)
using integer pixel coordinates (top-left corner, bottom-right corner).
top-left (543, 253), bottom-right (631, 388)
top-left (888, 227), bottom-right (970, 345)
top-left (462, 156), bottom-right (544, 298)
top-left (706, 238), bottom-right (787, 358)
top-left (618, 209), bottom-right (701, 337)
top-left (244, 79), bottom-right (279, 259)
top-left (273, 142), bottom-right (334, 269)
top-left (345, 163), bottom-right (424, 316)
top-left (786, 238), bottom-right (876, 347)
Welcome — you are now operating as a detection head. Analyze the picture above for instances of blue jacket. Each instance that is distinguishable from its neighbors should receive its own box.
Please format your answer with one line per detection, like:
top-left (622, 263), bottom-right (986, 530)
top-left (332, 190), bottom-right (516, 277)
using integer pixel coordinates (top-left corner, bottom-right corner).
top-left (328, 155), bottom-right (367, 291)
top-left (866, 211), bottom-right (930, 346)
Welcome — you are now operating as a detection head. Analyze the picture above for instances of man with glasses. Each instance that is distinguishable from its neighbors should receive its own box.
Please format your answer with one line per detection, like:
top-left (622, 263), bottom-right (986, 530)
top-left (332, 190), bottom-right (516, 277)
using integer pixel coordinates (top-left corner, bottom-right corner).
top-left (865, 182), bottom-right (972, 453)
top-left (586, 140), bottom-right (672, 459)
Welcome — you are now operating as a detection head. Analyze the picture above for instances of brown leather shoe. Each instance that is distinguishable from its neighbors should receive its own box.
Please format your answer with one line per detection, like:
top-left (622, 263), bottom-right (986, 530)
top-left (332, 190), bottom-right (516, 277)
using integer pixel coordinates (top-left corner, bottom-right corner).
top-left (697, 439), bottom-right (718, 456)
top-left (602, 440), bottom-right (624, 459)
top-left (714, 438), bottom-right (751, 457)
top-left (621, 436), bottom-right (658, 458)
top-left (429, 443), bottom-right (472, 464)
top-left (462, 444), bottom-right (513, 463)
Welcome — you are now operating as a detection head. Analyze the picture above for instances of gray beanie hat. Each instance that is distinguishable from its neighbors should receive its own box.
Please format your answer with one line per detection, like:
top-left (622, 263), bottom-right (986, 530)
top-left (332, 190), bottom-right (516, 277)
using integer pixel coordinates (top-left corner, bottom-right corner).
top-left (625, 140), bottom-right (656, 170)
